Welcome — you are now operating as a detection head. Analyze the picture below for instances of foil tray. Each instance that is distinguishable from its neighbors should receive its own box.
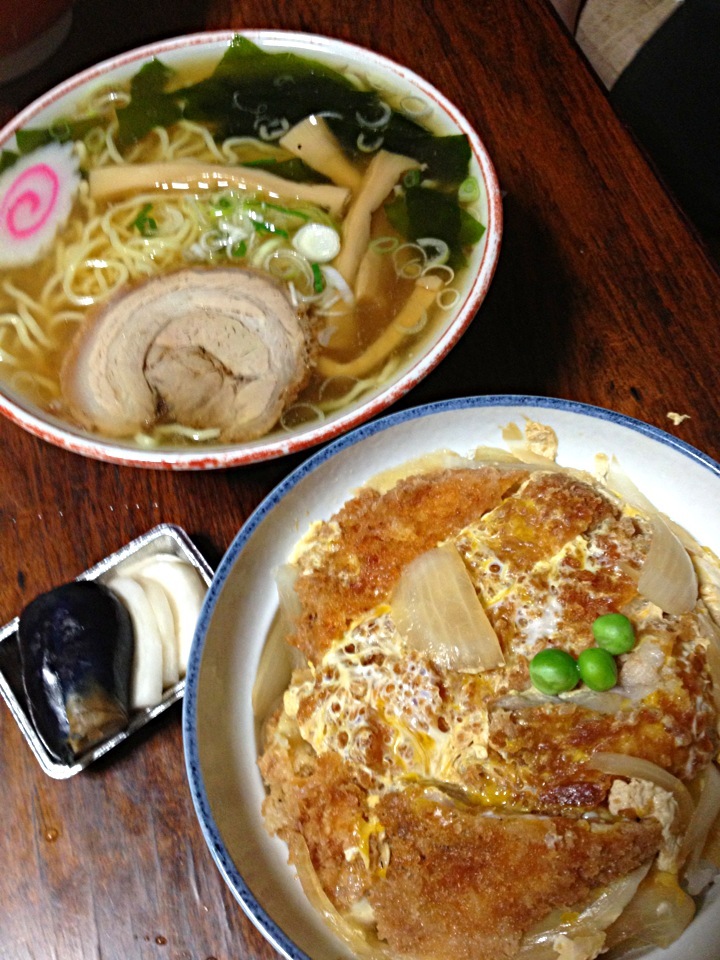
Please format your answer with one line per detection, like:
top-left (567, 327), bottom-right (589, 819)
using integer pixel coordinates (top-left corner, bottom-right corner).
top-left (0, 523), bottom-right (214, 779)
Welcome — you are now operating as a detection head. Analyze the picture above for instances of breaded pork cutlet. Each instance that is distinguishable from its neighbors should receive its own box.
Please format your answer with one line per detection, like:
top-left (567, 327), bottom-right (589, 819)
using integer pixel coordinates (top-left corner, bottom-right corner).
top-left (370, 787), bottom-right (662, 960)
top-left (260, 730), bottom-right (664, 957)
top-left (290, 465), bottom-right (529, 662)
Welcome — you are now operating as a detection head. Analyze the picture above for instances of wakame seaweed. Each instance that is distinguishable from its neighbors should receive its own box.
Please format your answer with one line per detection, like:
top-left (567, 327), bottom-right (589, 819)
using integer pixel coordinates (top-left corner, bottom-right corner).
top-left (386, 185), bottom-right (486, 268)
top-left (178, 33), bottom-right (364, 130)
top-left (323, 114), bottom-right (472, 184)
top-left (115, 58), bottom-right (183, 148)
top-left (0, 150), bottom-right (18, 174)
top-left (14, 117), bottom-right (102, 157)
top-left (113, 36), bottom-right (474, 186)
top-left (13, 60), bottom-right (180, 155)
top-left (15, 36), bottom-right (477, 191)
top-left (244, 156), bottom-right (330, 184)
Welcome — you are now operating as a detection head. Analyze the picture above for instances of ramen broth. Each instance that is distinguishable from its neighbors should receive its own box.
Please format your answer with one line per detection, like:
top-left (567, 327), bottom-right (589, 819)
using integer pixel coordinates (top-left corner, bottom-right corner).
top-left (0, 37), bottom-right (485, 446)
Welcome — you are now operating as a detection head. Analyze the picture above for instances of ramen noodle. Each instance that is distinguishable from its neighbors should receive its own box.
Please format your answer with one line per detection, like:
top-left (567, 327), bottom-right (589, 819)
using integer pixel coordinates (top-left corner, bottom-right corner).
top-left (258, 425), bottom-right (720, 960)
top-left (0, 37), bottom-right (486, 448)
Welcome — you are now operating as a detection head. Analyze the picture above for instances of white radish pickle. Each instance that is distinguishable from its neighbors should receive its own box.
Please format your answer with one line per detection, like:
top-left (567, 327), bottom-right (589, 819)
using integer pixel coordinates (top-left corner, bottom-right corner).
top-left (136, 575), bottom-right (179, 688)
top-left (129, 554), bottom-right (207, 675)
top-left (0, 142), bottom-right (80, 268)
top-left (106, 552), bottom-right (207, 712)
top-left (106, 575), bottom-right (164, 710)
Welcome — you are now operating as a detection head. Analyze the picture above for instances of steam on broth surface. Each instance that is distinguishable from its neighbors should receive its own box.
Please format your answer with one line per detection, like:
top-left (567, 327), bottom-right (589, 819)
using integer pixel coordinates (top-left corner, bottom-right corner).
top-left (0, 37), bottom-right (486, 448)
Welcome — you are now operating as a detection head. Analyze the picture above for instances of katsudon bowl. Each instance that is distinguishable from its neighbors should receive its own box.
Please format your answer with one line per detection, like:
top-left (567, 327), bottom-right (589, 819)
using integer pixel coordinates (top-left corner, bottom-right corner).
top-left (184, 395), bottom-right (720, 960)
top-left (0, 31), bottom-right (501, 470)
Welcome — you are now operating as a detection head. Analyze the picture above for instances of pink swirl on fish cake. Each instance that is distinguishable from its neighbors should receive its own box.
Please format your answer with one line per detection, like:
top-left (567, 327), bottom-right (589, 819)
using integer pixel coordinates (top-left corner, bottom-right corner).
top-left (0, 163), bottom-right (60, 240)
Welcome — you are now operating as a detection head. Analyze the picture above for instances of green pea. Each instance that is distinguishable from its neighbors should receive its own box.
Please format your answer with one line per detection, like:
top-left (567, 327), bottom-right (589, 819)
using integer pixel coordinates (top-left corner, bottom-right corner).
top-left (578, 647), bottom-right (618, 691)
top-left (529, 648), bottom-right (579, 695)
top-left (592, 613), bottom-right (636, 655)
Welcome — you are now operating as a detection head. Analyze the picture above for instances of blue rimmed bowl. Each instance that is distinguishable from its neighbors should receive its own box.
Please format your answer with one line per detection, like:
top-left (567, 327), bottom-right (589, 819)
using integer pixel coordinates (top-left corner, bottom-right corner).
top-left (183, 394), bottom-right (720, 959)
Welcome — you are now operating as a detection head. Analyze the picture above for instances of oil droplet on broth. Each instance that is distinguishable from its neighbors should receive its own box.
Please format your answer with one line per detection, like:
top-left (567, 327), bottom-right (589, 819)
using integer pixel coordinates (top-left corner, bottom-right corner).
top-left (155, 936), bottom-right (167, 945)
top-left (44, 827), bottom-right (59, 842)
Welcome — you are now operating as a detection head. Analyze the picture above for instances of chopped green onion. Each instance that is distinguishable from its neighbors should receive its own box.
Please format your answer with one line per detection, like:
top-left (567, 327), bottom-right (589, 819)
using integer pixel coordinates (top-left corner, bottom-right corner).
top-left (48, 119), bottom-right (72, 142)
top-left (458, 177), bottom-right (480, 204)
top-left (245, 199), bottom-right (311, 223)
top-left (231, 240), bottom-right (247, 258)
top-left (261, 200), bottom-right (311, 221)
top-left (252, 221), bottom-right (289, 238)
top-left (311, 262), bottom-right (325, 293)
top-left (417, 237), bottom-right (450, 266)
top-left (403, 168), bottom-right (421, 189)
top-left (292, 223), bottom-right (341, 262)
top-left (369, 236), bottom-right (399, 254)
top-left (132, 203), bottom-right (157, 237)
top-left (249, 236), bottom-right (285, 267)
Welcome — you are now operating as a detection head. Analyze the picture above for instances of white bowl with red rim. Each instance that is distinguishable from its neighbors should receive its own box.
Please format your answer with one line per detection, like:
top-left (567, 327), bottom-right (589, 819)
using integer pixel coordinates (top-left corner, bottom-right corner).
top-left (0, 30), bottom-right (502, 470)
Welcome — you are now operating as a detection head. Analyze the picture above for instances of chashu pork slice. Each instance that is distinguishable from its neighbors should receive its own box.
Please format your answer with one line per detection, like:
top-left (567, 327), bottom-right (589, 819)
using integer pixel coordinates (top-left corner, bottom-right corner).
top-left (61, 267), bottom-right (308, 442)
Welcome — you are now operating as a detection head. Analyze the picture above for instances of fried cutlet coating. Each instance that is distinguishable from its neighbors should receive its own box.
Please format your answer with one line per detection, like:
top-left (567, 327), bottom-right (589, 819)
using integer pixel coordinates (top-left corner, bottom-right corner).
top-left (464, 471), bottom-right (645, 655)
top-left (486, 650), bottom-right (718, 811)
top-left (291, 466), bottom-right (528, 662)
top-left (475, 470), bottom-right (616, 567)
top-left (260, 714), bottom-right (373, 909)
top-left (369, 788), bottom-right (663, 960)
top-left (260, 712), bottom-right (664, 955)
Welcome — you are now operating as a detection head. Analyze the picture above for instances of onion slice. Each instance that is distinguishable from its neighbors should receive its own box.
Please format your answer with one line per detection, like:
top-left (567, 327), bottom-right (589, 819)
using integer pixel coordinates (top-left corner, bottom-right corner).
top-left (288, 834), bottom-right (392, 960)
top-left (603, 866), bottom-right (695, 951)
top-left (605, 460), bottom-right (698, 614)
top-left (638, 514), bottom-right (698, 615)
top-left (275, 562), bottom-right (303, 629)
top-left (516, 863), bottom-right (650, 959)
top-left (495, 688), bottom-right (630, 715)
top-left (605, 459), bottom-right (657, 514)
top-left (681, 762), bottom-right (720, 885)
top-left (391, 542), bottom-right (504, 672)
top-left (252, 611), bottom-right (304, 736)
top-left (501, 421), bottom-right (563, 467)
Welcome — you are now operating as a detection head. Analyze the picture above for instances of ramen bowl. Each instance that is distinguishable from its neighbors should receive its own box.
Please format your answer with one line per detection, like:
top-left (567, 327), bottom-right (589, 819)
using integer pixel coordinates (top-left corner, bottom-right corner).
top-left (184, 395), bottom-right (720, 960)
top-left (0, 31), bottom-right (502, 470)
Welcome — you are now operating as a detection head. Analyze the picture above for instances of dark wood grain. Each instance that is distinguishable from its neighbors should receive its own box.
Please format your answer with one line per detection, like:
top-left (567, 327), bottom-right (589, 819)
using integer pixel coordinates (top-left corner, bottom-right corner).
top-left (1, 0), bottom-right (719, 958)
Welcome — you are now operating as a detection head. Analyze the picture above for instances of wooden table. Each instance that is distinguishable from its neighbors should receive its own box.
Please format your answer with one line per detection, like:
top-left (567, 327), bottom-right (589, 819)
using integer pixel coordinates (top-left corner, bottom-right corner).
top-left (1, 1), bottom-right (719, 957)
